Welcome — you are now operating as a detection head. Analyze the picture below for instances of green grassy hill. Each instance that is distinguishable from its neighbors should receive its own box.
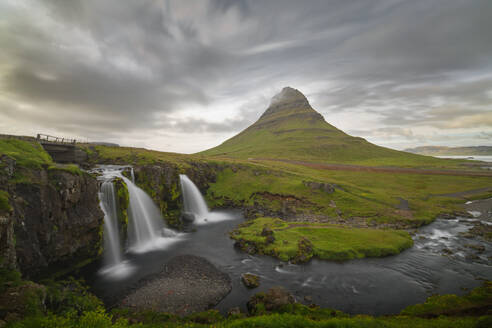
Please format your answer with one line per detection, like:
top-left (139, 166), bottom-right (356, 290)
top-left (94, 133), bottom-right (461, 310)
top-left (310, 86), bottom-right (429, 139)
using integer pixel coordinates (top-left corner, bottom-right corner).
top-left (199, 87), bottom-right (449, 167)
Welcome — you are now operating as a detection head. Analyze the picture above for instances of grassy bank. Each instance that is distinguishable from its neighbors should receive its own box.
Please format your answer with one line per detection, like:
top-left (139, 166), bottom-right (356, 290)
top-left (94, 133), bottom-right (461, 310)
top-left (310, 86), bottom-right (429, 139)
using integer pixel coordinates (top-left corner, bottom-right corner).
top-left (4, 267), bottom-right (490, 328)
top-left (231, 217), bottom-right (413, 262)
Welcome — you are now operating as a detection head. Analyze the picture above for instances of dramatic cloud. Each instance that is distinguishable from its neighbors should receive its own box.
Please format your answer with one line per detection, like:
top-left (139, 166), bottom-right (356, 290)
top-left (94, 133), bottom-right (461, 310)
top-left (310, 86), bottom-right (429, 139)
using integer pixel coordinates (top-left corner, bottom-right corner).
top-left (0, 0), bottom-right (491, 152)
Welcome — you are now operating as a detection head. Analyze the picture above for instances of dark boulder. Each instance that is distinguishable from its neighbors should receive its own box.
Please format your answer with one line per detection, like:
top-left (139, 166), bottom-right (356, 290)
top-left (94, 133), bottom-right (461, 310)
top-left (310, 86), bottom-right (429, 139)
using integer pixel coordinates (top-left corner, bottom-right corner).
top-left (241, 273), bottom-right (260, 289)
top-left (181, 212), bottom-right (196, 223)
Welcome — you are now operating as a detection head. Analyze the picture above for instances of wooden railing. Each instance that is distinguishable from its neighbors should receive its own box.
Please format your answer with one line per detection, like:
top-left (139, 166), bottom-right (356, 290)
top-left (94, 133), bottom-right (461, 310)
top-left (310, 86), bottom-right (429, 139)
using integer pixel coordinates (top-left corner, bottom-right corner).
top-left (36, 134), bottom-right (76, 145)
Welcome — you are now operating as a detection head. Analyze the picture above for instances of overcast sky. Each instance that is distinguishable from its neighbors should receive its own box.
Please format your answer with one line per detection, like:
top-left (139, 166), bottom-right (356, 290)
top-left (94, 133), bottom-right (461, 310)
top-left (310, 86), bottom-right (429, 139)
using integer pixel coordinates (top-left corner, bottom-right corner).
top-left (1, 0), bottom-right (491, 153)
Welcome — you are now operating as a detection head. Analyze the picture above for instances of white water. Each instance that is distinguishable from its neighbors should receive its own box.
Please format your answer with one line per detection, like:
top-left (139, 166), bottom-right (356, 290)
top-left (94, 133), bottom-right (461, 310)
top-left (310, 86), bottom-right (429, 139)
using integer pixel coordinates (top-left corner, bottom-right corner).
top-left (95, 165), bottom-right (184, 278)
top-left (100, 181), bottom-right (123, 266)
top-left (179, 174), bottom-right (209, 224)
top-left (131, 167), bottom-right (135, 183)
top-left (121, 175), bottom-right (184, 253)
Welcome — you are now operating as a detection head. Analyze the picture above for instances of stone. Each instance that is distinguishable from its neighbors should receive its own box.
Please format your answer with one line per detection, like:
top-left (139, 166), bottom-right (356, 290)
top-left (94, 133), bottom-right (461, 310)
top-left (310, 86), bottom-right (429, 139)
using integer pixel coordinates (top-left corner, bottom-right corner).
top-left (227, 307), bottom-right (242, 317)
top-left (119, 255), bottom-right (231, 316)
top-left (0, 281), bottom-right (47, 322)
top-left (247, 286), bottom-right (295, 314)
top-left (261, 226), bottom-right (274, 236)
top-left (303, 180), bottom-right (335, 193)
top-left (241, 273), bottom-right (260, 289)
top-left (265, 234), bottom-right (275, 244)
top-left (293, 237), bottom-right (314, 263)
top-left (181, 212), bottom-right (196, 223)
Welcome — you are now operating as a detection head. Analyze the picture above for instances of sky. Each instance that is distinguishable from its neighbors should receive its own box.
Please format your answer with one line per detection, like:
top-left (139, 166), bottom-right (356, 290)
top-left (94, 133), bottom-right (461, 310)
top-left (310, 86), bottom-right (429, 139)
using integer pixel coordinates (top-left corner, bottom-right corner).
top-left (0, 0), bottom-right (491, 153)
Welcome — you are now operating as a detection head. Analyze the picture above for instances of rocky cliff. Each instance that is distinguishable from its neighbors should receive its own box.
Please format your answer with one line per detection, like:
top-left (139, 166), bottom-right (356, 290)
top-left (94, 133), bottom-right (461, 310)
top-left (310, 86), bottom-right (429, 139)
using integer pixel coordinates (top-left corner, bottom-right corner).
top-left (0, 140), bottom-right (104, 278)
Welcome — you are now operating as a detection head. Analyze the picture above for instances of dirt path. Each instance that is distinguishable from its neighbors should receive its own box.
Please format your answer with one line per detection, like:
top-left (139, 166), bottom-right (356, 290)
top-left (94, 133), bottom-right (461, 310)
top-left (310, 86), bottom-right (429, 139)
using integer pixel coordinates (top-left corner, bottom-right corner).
top-left (252, 158), bottom-right (492, 178)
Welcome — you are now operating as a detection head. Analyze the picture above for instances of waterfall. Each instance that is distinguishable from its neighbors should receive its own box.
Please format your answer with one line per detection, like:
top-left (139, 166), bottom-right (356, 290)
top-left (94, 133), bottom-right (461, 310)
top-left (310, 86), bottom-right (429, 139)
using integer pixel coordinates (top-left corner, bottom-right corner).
top-left (95, 165), bottom-right (183, 278)
top-left (99, 181), bottom-right (123, 267)
top-left (120, 175), bottom-right (170, 252)
top-left (179, 174), bottom-right (209, 224)
top-left (130, 167), bottom-right (135, 183)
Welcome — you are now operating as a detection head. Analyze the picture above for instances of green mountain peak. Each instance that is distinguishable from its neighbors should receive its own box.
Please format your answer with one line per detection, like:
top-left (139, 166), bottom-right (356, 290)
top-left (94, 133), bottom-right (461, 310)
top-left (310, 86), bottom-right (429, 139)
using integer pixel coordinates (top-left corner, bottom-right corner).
top-left (199, 87), bottom-right (427, 165)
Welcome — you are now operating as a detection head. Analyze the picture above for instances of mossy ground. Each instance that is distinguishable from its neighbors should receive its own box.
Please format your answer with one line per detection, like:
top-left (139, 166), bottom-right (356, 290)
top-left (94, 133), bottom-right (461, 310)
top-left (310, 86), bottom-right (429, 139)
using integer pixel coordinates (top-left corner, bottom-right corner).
top-left (231, 217), bottom-right (413, 262)
top-left (0, 139), bottom-right (52, 169)
top-left (0, 190), bottom-right (12, 213)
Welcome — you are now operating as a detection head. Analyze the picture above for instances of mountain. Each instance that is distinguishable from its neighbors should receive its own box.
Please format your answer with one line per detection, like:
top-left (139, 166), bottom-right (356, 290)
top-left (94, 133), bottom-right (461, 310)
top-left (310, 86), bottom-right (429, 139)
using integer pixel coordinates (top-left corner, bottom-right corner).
top-left (200, 87), bottom-right (433, 165)
top-left (405, 146), bottom-right (492, 156)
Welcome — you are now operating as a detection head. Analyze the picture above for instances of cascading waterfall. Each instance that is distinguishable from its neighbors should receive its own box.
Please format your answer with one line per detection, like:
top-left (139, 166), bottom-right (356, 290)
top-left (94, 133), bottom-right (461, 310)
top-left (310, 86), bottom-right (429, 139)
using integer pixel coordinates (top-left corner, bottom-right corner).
top-left (130, 167), bottom-right (135, 183)
top-left (99, 181), bottom-right (123, 267)
top-left (120, 175), bottom-right (178, 252)
top-left (96, 165), bottom-right (183, 278)
top-left (179, 174), bottom-right (209, 224)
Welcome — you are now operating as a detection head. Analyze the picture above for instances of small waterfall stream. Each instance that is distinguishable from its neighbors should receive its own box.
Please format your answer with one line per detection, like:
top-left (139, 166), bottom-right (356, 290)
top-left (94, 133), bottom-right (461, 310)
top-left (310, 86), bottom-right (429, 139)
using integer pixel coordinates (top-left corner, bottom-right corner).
top-left (99, 181), bottom-right (123, 266)
top-left (179, 174), bottom-right (209, 224)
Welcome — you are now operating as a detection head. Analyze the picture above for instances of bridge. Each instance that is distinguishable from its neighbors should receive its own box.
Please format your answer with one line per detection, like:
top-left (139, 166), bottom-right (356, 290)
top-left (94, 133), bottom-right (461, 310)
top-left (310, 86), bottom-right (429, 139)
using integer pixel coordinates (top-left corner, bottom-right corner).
top-left (36, 134), bottom-right (87, 164)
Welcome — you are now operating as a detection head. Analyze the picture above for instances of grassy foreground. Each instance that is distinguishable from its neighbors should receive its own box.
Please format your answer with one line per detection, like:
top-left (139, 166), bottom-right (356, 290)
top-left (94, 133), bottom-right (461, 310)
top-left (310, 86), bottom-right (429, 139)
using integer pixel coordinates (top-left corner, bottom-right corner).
top-left (3, 266), bottom-right (491, 328)
top-left (231, 217), bottom-right (413, 262)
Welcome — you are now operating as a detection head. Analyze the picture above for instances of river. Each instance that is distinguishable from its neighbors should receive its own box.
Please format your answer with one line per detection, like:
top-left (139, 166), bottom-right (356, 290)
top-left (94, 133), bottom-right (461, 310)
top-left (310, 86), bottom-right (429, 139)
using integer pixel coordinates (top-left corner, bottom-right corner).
top-left (88, 209), bottom-right (492, 315)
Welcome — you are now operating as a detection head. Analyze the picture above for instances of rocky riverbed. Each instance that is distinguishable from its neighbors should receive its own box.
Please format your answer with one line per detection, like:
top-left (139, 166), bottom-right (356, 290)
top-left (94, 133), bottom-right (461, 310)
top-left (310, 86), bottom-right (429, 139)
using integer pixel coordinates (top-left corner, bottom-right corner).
top-left (119, 255), bottom-right (231, 316)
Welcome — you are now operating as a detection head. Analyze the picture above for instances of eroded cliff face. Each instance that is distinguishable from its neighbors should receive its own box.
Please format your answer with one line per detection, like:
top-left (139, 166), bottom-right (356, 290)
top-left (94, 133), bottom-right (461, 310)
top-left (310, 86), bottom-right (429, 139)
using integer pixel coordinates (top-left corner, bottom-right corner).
top-left (0, 157), bottom-right (104, 278)
top-left (129, 161), bottom-right (221, 227)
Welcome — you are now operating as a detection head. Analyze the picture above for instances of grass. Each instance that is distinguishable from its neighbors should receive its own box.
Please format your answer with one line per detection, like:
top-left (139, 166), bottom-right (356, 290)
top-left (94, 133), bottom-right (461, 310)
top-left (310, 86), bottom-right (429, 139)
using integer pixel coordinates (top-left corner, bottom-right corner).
top-left (6, 277), bottom-right (491, 328)
top-left (79, 144), bottom-right (197, 166)
top-left (207, 162), bottom-right (492, 227)
top-left (0, 139), bottom-right (52, 169)
top-left (0, 190), bottom-right (12, 213)
top-left (401, 281), bottom-right (492, 317)
top-left (231, 217), bottom-right (413, 262)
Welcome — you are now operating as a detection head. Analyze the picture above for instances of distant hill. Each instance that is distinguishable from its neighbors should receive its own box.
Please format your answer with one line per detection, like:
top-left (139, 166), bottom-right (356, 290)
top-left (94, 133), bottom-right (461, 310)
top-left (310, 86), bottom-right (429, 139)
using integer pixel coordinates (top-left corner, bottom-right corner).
top-left (405, 146), bottom-right (492, 156)
top-left (199, 87), bottom-right (445, 166)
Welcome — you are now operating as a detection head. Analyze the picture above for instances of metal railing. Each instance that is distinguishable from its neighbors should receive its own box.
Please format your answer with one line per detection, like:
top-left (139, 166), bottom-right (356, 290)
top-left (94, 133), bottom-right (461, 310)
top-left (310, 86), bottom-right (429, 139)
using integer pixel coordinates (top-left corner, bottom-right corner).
top-left (36, 134), bottom-right (76, 145)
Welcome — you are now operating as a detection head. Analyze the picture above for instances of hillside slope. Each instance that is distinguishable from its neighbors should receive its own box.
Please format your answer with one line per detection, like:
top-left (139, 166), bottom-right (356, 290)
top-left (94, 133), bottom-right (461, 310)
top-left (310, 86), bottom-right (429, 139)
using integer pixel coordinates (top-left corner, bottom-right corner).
top-left (200, 87), bottom-right (445, 167)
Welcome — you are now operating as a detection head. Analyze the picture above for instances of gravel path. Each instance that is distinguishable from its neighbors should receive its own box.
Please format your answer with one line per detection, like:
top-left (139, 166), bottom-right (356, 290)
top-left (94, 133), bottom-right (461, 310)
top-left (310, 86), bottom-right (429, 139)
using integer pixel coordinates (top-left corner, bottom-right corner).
top-left (119, 255), bottom-right (231, 316)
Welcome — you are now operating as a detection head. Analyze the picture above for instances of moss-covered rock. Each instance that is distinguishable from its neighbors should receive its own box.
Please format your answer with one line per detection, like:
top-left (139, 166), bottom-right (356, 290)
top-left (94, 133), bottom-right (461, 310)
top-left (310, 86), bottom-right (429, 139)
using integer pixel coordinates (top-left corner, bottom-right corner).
top-left (292, 237), bottom-right (314, 263)
top-left (241, 273), bottom-right (260, 289)
top-left (247, 286), bottom-right (296, 315)
top-left (114, 178), bottom-right (129, 244)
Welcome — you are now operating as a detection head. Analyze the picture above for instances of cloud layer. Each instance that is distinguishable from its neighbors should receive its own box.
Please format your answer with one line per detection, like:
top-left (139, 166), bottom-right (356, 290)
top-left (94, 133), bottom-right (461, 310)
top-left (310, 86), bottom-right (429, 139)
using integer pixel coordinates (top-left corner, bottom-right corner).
top-left (1, 0), bottom-right (491, 152)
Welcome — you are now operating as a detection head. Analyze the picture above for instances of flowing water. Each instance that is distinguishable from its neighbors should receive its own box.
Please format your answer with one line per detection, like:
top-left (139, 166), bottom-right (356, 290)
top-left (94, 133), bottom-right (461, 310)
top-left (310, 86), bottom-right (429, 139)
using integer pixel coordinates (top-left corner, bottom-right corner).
top-left (89, 209), bottom-right (492, 314)
top-left (99, 181), bottom-right (123, 267)
top-left (91, 167), bottom-right (491, 314)
top-left (179, 174), bottom-right (210, 224)
top-left (94, 166), bottom-right (183, 279)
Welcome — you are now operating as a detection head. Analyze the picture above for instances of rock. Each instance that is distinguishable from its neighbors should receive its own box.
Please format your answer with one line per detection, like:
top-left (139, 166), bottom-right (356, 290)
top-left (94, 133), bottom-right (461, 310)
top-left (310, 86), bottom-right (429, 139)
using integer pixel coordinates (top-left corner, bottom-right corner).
top-left (0, 155), bottom-right (15, 179)
top-left (241, 273), bottom-right (260, 289)
top-left (0, 281), bottom-right (47, 322)
top-left (465, 244), bottom-right (486, 253)
top-left (265, 234), bottom-right (275, 244)
top-left (181, 212), bottom-right (196, 223)
top-left (8, 167), bottom-right (103, 278)
top-left (303, 180), bottom-right (335, 193)
top-left (292, 237), bottom-right (314, 263)
top-left (261, 226), bottom-right (274, 237)
top-left (247, 286), bottom-right (296, 314)
top-left (227, 307), bottom-right (242, 317)
top-left (119, 255), bottom-right (231, 316)
top-left (442, 248), bottom-right (453, 255)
